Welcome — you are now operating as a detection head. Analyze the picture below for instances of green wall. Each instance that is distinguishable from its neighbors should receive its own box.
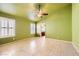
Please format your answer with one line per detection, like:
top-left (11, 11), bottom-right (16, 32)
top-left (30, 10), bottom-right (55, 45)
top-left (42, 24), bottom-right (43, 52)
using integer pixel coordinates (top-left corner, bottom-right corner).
top-left (0, 4), bottom-right (72, 45)
top-left (72, 4), bottom-right (79, 49)
top-left (46, 4), bottom-right (72, 41)
top-left (0, 11), bottom-right (32, 45)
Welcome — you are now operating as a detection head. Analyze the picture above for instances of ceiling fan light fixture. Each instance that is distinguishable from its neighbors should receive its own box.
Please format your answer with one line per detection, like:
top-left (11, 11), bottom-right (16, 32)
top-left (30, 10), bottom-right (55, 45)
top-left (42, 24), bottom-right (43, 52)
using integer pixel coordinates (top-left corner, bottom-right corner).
top-left (37, 10), bottom-right (48, 17)
top-left (37, 10), bottom-right (43, 17)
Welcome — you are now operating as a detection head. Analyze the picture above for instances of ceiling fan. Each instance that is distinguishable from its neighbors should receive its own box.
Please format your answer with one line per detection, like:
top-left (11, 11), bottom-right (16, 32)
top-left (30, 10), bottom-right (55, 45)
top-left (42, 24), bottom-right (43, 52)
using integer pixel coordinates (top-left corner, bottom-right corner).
top-left (35, 3), bottom-right (48, 18)
top-left (27, 4), bottom-right (48, 21)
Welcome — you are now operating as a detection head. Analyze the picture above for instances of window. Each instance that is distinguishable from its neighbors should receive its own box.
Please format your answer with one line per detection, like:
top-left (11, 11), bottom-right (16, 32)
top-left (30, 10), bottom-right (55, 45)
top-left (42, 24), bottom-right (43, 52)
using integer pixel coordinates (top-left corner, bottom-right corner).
top-left (37, 22), bottom-right (46, 34)
top-left (0, 17), bottom-right (15, 38)
top-left (30, 23), bottom-right (35, 34)
top-left (37, 23), bottom-right (41, 34)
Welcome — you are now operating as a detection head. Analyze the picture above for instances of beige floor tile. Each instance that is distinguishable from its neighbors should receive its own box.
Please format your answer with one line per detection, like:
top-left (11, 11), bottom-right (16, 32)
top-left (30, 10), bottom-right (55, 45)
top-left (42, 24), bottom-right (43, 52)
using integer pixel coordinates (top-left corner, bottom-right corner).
top-left (0, 37), bottom-right (79, 56)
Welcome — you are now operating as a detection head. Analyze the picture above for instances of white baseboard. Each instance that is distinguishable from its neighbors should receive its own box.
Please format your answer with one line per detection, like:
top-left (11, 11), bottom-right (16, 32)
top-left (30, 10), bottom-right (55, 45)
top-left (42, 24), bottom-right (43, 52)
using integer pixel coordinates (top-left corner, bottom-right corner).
top-left (72, 43), bottom-right (79, 53)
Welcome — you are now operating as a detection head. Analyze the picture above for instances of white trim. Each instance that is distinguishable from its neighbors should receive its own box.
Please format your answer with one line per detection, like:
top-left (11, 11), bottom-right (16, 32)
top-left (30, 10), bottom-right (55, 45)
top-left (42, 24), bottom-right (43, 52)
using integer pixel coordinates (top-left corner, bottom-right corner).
top-left (72, 42), bottom-right (79, 53)
top-left (0, 0), bottom-right (79, 3)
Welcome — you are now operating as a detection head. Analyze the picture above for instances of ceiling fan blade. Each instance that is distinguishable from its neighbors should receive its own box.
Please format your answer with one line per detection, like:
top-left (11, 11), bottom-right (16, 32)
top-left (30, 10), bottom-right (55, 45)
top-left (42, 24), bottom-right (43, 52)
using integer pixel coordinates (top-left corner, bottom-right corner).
top-left (42, 13), bottom-right (48, 15)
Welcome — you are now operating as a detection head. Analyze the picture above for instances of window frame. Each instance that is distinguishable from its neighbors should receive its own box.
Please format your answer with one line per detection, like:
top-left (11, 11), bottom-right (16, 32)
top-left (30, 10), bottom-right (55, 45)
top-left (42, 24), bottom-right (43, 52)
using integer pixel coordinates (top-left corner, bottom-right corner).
top-left (0, 17), bottom-right (15, 38)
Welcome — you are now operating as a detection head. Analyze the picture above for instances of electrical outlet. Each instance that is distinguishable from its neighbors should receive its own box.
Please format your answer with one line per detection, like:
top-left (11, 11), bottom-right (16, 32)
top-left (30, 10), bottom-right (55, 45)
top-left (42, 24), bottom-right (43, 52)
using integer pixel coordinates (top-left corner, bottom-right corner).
top-left (13, 38), bottom-right (15, 40)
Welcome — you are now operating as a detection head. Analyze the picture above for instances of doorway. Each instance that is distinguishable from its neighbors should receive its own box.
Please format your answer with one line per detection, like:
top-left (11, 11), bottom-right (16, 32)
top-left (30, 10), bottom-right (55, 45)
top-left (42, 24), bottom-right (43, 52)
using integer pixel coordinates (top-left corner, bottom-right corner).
top-left (37, 22), bottom-right (46, 37)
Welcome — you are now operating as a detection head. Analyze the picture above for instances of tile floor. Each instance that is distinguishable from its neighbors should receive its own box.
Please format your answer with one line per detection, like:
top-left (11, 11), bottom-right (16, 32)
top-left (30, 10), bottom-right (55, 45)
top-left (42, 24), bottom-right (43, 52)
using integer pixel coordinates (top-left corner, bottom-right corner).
top-left (0, 37), bottom-right (79, 56)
